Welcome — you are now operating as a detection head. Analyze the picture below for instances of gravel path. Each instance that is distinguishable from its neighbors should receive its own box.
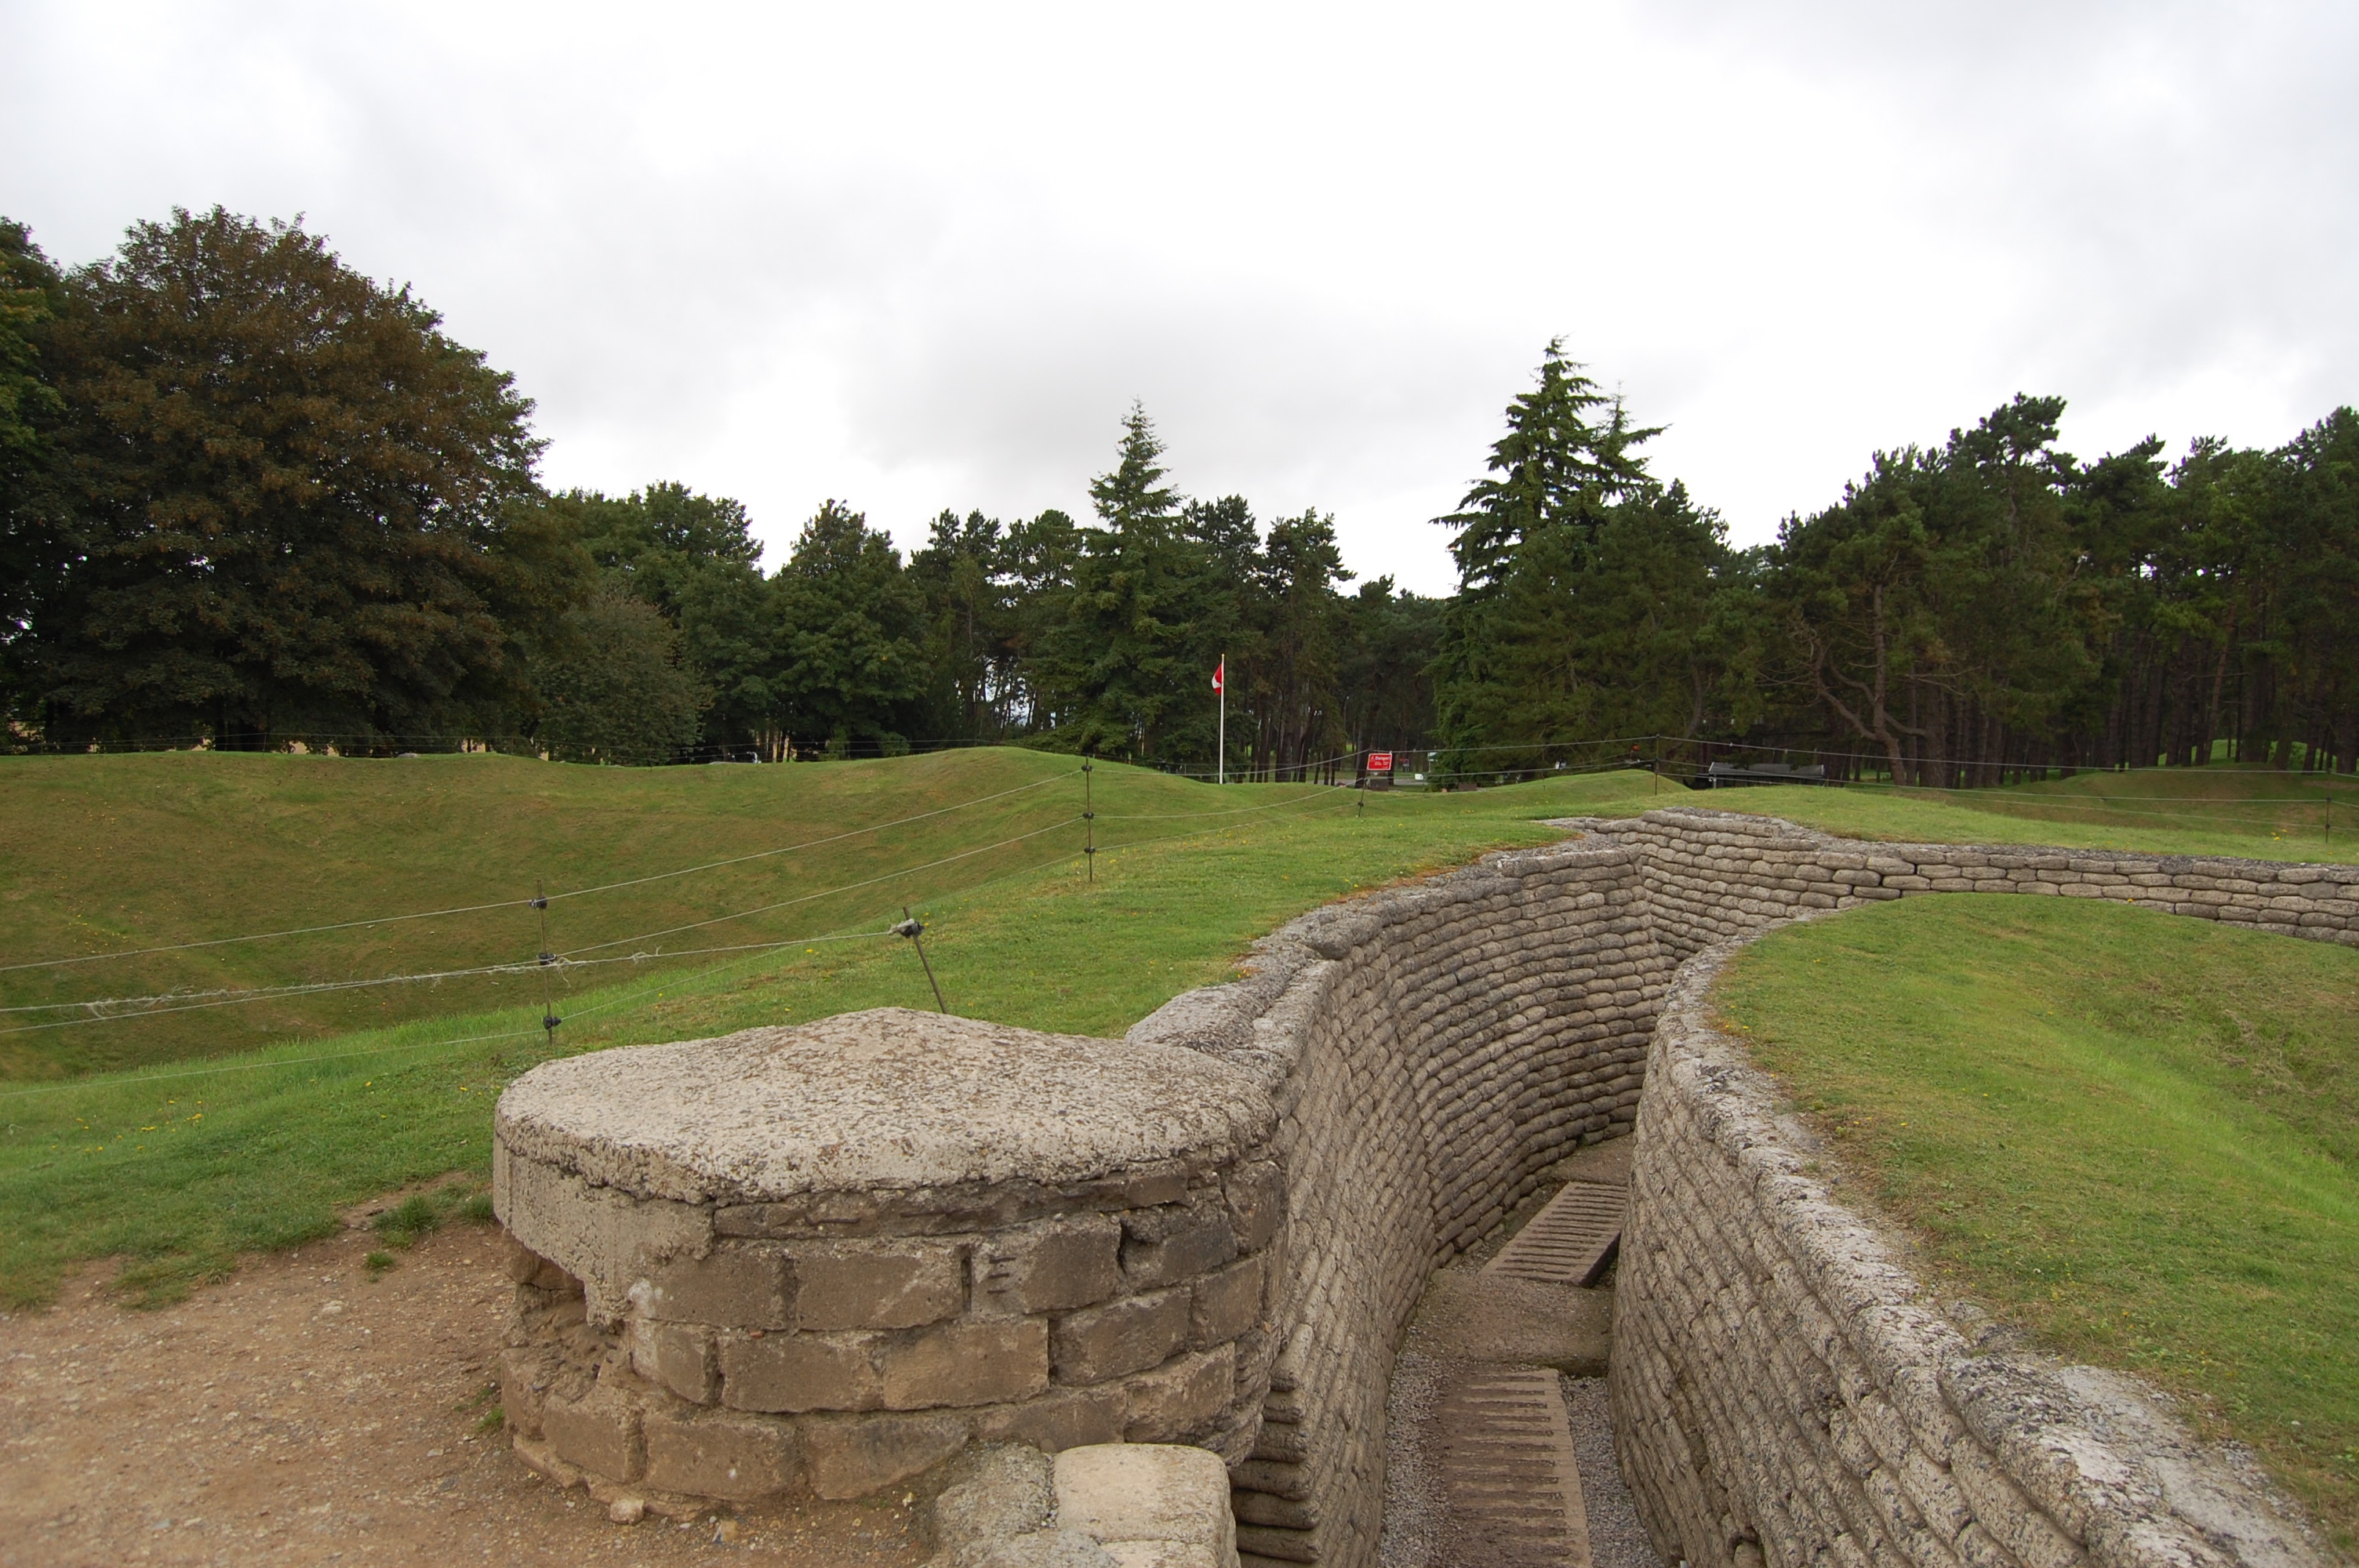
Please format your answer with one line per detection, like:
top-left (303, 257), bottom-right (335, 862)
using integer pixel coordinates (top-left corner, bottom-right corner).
top-left (1381, 1137), bottom-right (1666, 1568)
top-left (1564, 1375), bottom-right (1665, 1568)
top-left (1379, 1348), bottom-right (1447, 1567)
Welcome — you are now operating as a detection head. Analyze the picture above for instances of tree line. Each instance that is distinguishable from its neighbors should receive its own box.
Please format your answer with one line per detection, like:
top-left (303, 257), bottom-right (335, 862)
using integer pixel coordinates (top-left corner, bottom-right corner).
top-left (1433, 342), bottom-right (2359, 782)
top-left (0, 209), bottom-right (1432, 772)
top-left (3, 209), bottom-right (2352, 780)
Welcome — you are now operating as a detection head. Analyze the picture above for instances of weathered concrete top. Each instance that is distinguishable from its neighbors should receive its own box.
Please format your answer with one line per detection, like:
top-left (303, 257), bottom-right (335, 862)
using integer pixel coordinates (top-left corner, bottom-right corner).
top-left (495, 1006), bottom-right (1273, 1204)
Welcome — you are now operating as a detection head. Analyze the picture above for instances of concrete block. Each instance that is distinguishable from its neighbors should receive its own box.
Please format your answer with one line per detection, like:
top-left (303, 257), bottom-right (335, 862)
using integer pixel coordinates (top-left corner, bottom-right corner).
top-left (974, 1215), bottom-right (1123, 1317)
top-left (799, 1410), bottom-right (969, 1499)
top-left (628, 1319), bottom-right (718, 1404)
top-left (497, 1152), bottom-right (711, 1325)
top-left (967, 1530), bottom-right (1124, 1566)
top-left (1055, 1443), bottom-right (1238, 1556)
top-left (1121, 1204), bottom-right (1239, 1289)
top-left (633, 1243), bottom-right (791, 1330)
top-left (935, 1441), bottom-right (1056, 1543)
top-left (642, 1407), bottom-right (797, 1500)
top-left (498, 1343), bottom-right (556, 1439)
top-left (880, 1318), bottom-right (1050, 1409)
top-left (719, 1329), bottom-right (882, 1413)
top-left (974, 1383), bottom-right (1128, 1451)
top-left (1054, 1289), bottom-right (1193, 1385)
top-left (1123, 1347), bottom-right (1235, 1443)
top-left (1223, 1163), bottom-right (1286, 1253)
top-left (791, 1238), bottom-right (967, 1330)
top-left (1103, 1544), bottom-right (1223, 1568)
top-left (542, 1379), bottom-right (644, 1483)
top-left (502, 1233), bottom-right (575, 1291)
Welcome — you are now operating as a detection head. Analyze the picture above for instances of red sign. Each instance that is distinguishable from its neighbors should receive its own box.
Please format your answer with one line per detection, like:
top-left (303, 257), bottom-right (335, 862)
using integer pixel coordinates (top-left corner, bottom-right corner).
top-left (1366, 752), bottom-right (1394, 772)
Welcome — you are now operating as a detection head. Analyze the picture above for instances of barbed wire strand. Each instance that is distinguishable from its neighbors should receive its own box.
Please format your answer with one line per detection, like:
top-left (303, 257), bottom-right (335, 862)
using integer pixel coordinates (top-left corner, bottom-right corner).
top-left (0, 929), bottom-right (907, 1027)
top-left (0, 768), bottom-right (1081, 975)
top-left (0, 784), bottom-right (1372, 1102)
top-left (556, 817), bottom-right (1083, 960)
top-left (3, 814), bottom-right (1091, 1028)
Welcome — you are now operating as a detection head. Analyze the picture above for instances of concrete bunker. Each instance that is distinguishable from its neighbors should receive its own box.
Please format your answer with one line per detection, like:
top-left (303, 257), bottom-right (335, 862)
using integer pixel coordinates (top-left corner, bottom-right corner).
top-left (495, 1007), bottom-right (1283, 1508)
top-left (493, 809), bottom-right (2355, 1568)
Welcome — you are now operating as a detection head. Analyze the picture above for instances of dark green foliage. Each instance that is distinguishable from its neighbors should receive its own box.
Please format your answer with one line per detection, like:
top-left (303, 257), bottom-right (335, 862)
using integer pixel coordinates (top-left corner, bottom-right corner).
top-left (0, 220), bottom-right (67, 712)
top-left (1431, 343), bottom-right (1743, 772)
top-left (1031, 405), bottom-right (1216, 758)
top-left (770, 501), bottom-right (927, 754)
top-left (18, 208), bottom-right (551, 748)
top-left (909, 508), bottom-right (1023, 740)
top-left (1754, 394), bottom-right (2359, 782)
top-left (1435, 343), bottom-right (2359, 782)
top-left (569, 481), bottom-right (761, 616)
top-left (535, 590), bottom-right (709, 764)
top-left (7, 206), bottom-right (2346, 781)
top-left (1436, 338), bottom-right (1659, 591)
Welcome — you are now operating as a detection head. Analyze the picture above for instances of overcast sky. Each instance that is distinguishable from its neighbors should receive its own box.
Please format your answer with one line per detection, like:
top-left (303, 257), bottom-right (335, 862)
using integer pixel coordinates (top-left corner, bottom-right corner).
top-left (5, 2), bottom-right (2354, 592)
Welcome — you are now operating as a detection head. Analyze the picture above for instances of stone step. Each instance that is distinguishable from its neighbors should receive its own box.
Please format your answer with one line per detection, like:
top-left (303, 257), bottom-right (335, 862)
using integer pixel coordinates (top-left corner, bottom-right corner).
top-left (1481, 1181), bottom-right (1626, 1288)
top-left (1434, 1364), bottom-right (1593, 1567)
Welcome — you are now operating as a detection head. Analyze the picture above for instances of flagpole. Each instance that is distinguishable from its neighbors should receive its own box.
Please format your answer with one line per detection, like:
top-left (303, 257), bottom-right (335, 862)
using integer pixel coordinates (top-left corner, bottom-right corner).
top-left (1216, 655), bottom-right (1226, 786)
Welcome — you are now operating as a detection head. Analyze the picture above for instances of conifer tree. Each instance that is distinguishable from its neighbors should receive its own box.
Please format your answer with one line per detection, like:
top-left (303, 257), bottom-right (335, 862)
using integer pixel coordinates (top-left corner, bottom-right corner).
top-left (1438, 339), bottom-right (1659, 591)
top-left (1038, 404), bottom-right (1219, 758)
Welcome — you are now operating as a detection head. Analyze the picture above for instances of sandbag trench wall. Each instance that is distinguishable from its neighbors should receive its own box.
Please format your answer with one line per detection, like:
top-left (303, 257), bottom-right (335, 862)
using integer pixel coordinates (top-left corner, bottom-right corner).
top-left (1139, 806), bottom-right (2357, 1568)
top-left (1575, 807), bottom-right (2351, 1568)
top-left (1125, 839), bottom-right (1674, 1567)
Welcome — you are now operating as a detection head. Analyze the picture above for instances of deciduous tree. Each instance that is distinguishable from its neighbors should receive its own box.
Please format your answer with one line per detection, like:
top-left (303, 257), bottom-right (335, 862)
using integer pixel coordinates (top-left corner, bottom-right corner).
top-left (24, 208), bottom-right (550, 747)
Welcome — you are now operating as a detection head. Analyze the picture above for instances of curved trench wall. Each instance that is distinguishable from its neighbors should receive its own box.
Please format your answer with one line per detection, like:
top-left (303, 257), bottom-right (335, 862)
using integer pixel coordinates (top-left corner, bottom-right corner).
top-left (494, 805), bottom-right (2354, 1568)
top-left (1129, 806), bottom-right (2354, 1568)
top-left (1126, 839), bottom-right (1676, 1565)
top-left (1613, 942), bottom-right (2329, 1568)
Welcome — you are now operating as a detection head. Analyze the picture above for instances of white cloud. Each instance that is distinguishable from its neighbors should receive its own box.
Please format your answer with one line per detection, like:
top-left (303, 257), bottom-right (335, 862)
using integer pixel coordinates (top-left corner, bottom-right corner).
top-left (4, 0), bottom-right (2352, 590)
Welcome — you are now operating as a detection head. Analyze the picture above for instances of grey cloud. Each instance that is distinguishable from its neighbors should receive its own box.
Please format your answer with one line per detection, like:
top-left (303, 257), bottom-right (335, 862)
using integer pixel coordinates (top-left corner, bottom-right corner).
top-left (4, 1), bottom-right (2353, 591)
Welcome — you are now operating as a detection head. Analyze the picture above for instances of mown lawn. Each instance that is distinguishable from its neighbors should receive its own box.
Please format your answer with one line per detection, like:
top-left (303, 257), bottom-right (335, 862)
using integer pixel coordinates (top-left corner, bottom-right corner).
top-left (9, 738), bottom-right (2357, 1520)
top-left (1584, 762), bottom-right (2359, 863)
top-left (0, 764), bottom-right (1650, 1307)
top-left (0, 746), bottom-right (1270, 1076)
top-left (1716, 896), bottom-right (2359, 1551)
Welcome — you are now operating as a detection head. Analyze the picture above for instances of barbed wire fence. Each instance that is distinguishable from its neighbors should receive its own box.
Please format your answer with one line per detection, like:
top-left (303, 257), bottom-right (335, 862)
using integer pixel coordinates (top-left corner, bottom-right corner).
top-left (2, 735), bottom-right (2345, 1122)
top-left (0, 765), bottom-right (1366, 1111)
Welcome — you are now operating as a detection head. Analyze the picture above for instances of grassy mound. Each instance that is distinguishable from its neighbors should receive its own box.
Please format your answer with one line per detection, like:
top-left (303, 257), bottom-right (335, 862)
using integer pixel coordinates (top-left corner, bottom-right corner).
top-left (0, 762), bottom-right (1652, 1306)
top-left (1591, 764), bottom-right (2359, 862)
top-left (0, 746), bottom-right (1230, 1076)
top-left (5, 751), bottom-right (2350, 1323)
top-left (1717, 896), bottom-right (2359, 1550)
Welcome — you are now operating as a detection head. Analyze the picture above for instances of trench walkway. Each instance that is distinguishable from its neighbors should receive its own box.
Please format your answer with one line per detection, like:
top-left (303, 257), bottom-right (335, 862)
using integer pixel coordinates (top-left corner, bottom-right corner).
top-left (1376, 1138), bottom-right (1662, 1568)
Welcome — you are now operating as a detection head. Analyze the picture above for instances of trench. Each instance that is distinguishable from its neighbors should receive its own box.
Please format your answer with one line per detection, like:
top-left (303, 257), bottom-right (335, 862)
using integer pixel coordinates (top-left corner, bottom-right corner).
top-left (1377, 1138), bottom-right (1661, 1568)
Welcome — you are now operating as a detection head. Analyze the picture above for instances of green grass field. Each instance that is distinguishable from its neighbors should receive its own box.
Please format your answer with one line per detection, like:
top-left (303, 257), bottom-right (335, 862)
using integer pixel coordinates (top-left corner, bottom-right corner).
top-left (2, 753), bottom-right (1641, 1307)
top-left (1612, 763), bottom-right (2359, 862)
top-left (1717, 897), bottom-right (2359, 1550)
top-left (0, 746), bottom-right (1306, 1076)
top-left (7, 747), bottom-right (2357, 1544)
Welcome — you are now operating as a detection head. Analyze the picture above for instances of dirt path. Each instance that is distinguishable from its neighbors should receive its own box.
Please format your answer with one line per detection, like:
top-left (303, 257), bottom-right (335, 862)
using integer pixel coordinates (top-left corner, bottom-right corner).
top-left (0, 1221), bottom-right (925, 1567)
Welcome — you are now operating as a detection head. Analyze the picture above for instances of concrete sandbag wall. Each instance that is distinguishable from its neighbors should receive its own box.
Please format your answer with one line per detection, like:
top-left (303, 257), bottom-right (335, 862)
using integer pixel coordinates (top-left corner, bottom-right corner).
top-left (1612, 939), bottom-right (2329, 1568)
top-left (1135, 807), bottom-right (2353, 1568)
top-left (492, 804), bottom-right (2354, 1568)
top-left (1129, 840), bottom-right (1675, 1566)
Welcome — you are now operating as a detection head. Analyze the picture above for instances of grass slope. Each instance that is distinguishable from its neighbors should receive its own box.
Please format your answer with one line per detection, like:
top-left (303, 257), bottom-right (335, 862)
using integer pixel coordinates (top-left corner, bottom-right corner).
top-left (0, 766), bottom-right (1647, 1307)
top-left (0, 747), bottom-right (1324, 1076)
top-left (5, 763), bottom-right (2346, 1549)
top-left (1717, 897), bottom-right (2359, 1550)
top-left (1589, 764), bottom-right (2359, 862)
